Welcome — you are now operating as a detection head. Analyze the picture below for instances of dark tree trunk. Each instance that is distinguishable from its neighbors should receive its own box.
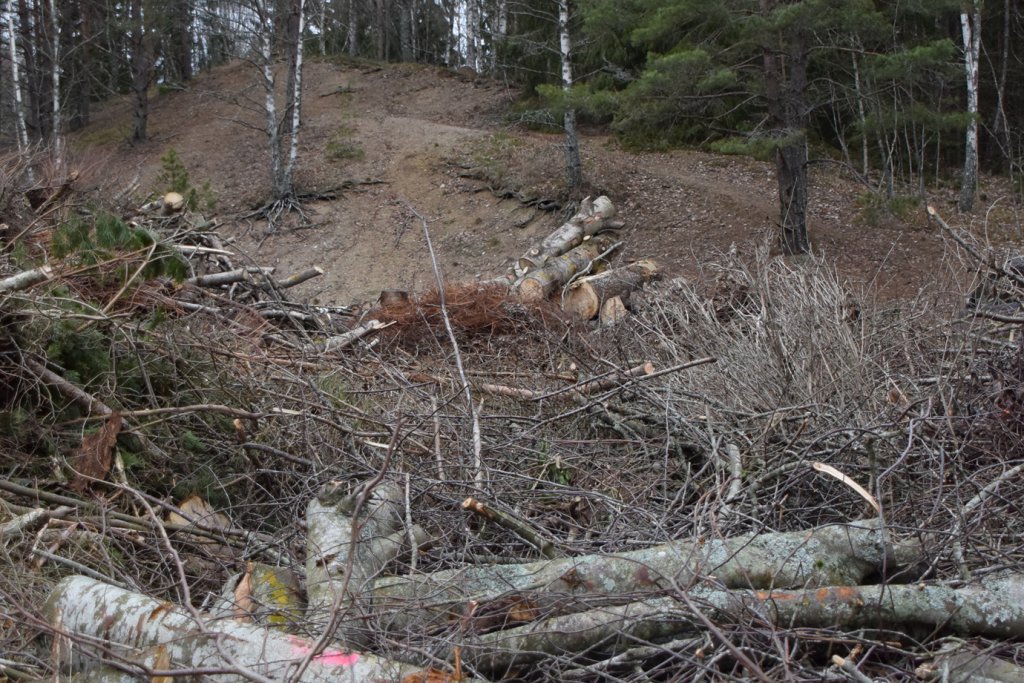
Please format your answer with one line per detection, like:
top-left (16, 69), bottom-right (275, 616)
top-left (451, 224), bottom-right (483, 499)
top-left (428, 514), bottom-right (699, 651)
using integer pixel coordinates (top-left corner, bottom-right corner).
top-left (761, 3), bottom-right (809, 256)
top-left (373, 0), bottom-right (385, 60)
top-left (129, 0), bottom-right (153, 141)
top-left (63, 0), bottom-right (90, 130)
top-left (168, 0), bottom-right (193, 82)
top-left (398, 0), bottom-right (413, 61)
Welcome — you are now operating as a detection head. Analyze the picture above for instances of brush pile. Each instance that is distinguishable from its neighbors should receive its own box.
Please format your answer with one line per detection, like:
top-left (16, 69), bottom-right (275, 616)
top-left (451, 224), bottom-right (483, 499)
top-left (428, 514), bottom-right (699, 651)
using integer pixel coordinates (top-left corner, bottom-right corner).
top-left (2, 157), bottom-right (1024, 681)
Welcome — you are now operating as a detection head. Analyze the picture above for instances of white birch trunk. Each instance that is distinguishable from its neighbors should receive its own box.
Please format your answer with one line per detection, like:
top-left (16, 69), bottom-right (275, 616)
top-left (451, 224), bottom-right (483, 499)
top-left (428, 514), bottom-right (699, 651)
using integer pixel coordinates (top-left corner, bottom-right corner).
top-left (282, 0), bottom-right (305, 196)
top-left (45, 575), bottom-right (479, 682)
top-left (5, 0), bottom-right (29, 152)
top-left (48, 0), bottom-right (62, 165)
top-left (257, 3), bottom-right (283, 199)
top-left (497, 0), bottom-right (508, 36)
top-left (958, 2), bottom-right (981, 212)
top-left (558, 0), bottom-right (582, 190)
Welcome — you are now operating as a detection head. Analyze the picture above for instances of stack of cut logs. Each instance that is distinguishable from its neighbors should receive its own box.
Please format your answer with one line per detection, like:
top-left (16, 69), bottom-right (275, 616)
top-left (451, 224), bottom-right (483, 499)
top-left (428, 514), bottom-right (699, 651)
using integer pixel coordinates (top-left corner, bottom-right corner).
top-left (507, 196), bottom-right (659, 325)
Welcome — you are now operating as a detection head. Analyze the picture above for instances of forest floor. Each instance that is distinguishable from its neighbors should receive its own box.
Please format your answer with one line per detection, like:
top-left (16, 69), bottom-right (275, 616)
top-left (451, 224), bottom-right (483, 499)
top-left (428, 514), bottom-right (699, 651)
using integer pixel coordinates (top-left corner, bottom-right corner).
top-left (72, 56), bottom-right (1023, 305)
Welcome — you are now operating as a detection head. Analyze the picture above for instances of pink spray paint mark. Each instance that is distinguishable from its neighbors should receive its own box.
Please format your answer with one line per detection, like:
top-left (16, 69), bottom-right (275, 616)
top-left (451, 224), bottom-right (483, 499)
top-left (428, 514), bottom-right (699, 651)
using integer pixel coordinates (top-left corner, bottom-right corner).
top-left (288, 636), bottom-right (361, 667)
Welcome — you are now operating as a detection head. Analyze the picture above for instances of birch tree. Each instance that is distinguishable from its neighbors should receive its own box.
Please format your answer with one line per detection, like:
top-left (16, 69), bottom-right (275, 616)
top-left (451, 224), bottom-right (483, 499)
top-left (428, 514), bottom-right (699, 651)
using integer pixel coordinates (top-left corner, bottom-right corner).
top-left (958, 0), bottom-right (981, 212)
top-left (558, 0), bottom-right (582, 191)
top-left (46, 0), bottom-right (61, 162)
top-left (248, 0), bottom-right (306, 208)
top-left (4, 0), bottom-right (29, 151)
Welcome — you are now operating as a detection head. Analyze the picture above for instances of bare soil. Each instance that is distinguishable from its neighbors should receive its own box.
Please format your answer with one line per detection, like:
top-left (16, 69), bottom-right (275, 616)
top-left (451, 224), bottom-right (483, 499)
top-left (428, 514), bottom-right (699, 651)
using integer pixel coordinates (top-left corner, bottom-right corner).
top-left (73, 57), bottom-right (1024, 305)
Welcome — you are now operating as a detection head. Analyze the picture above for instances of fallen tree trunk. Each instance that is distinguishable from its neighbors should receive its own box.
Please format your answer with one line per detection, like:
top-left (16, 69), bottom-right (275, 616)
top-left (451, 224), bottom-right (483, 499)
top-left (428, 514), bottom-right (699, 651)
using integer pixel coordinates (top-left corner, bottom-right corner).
top-left (450, 574), bottom-right (1024, 673)
top-left (45, 575), bottom-right (471, 682)
top-left (515, 233), bottom-right (618, 300)
top-left (372, 520), bottom-right (925, 635)
top-left (516, 196), bottom-right (620, 275)
top-left (564, 260), bottom-right (659, 319)
top-left (305, 483), bottom-right (428, 648)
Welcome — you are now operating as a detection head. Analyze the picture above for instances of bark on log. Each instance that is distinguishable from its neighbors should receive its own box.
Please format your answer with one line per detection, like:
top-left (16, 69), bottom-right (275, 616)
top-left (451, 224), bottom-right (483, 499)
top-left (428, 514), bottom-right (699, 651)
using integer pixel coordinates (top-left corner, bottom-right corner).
top-left (0, 264), bottom-right (54, 293)
top-left (516, 196), bottom-right (620, 275)
top-left (185, 267), bottom-right (274, 288)
top-left (45, 575), bottom-right (468, 682)
top-left (918, 644), bottom-right (1024, 682)
top-left (450, 574), bottom-right (1024, 673)
top-left (306, 483), bottom-right (428, 648)
top-left (564, 260), bottom-right (659, 320)
top-left (515, 233), bottom-right (617, 301)
top-left (372, 520), bottom-right (925, 635)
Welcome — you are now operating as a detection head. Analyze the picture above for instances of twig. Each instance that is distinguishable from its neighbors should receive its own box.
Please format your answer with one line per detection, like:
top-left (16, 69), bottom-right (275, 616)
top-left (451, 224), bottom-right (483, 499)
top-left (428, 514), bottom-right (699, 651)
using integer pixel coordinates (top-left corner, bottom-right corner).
top-left (407, 200), bottom-right (485, 486)
top-left (831, 655), bottom-right (874, 683)
top-left (462, 496), bottom-right (562, 559)
top-left (812, 462), bottom-right (881, 514)
top-left (950, 462), bottom-right (1024, 580)
top-left (30, 549), bottom-right (130, 588)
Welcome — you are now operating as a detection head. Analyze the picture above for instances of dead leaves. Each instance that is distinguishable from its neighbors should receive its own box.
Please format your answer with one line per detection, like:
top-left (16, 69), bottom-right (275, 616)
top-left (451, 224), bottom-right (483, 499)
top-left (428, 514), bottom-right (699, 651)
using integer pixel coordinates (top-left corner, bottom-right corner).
top-left (70, 413), bottom-right (122, 492)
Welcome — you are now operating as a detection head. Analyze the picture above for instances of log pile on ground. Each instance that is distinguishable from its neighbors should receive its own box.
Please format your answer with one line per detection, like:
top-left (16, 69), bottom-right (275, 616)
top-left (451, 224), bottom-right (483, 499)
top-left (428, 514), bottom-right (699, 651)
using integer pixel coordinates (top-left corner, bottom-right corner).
top-left (3, 161), bottom-right (1024, 682)
top-left (508, 196), bottom-right (662, 325)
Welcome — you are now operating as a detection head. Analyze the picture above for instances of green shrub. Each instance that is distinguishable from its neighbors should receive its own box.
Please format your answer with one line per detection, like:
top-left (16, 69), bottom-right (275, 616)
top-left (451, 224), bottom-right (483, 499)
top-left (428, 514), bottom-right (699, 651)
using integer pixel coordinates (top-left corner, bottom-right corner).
top-left (154, 147), bottom-right (217, 212)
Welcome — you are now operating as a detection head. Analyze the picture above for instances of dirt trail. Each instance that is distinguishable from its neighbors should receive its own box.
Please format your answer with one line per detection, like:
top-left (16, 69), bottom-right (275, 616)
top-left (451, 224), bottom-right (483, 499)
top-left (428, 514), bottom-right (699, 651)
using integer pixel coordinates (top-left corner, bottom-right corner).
top-left (73, 57), bottom-right (1020, 306)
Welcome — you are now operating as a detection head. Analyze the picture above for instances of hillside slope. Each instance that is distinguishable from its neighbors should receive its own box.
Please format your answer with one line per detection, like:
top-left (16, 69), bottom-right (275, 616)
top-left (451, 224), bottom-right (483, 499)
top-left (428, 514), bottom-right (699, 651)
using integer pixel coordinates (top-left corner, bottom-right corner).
top-left (74, 58), bottom-right (1019, 303)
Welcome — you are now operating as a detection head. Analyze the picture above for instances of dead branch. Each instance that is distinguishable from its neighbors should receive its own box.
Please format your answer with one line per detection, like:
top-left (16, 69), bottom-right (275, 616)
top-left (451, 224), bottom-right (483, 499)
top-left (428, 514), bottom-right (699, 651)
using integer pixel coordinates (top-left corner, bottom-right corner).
top-left (0, 264), bottom-right (54, 293)
top-left (463, 497), bottom-right (562, 560)
top-left (372, 519), bottom-right (925, 635)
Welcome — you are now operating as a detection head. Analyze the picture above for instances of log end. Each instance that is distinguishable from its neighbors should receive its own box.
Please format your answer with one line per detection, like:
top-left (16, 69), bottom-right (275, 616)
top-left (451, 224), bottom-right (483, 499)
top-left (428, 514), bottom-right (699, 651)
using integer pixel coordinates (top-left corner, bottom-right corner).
top-left (600, 296), bottom-right (629, 326)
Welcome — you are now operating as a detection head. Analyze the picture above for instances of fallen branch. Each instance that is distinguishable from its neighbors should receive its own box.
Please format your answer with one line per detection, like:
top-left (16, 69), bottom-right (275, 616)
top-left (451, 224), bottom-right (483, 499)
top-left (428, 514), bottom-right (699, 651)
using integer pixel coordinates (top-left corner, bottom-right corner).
top-left (449, 574), bottom-right (1024, 673)
top-left (185, 267), bottom-right (274, 288)
top-left (372, 519), bottom-right (925, 635)
top-left (0, 264), bottom-right (54, 293)
top-left (310, 319), bottom-right (388, 353)
top-left (463, 497), bottom-right (562, 559)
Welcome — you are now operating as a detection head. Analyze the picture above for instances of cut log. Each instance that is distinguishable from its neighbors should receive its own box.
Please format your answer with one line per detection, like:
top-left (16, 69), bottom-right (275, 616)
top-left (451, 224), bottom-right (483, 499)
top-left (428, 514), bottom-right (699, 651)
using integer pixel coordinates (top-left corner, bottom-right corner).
top-left (516, 195), bottom-right (621, 275)
top-left (44, 575), bottom-right (476, 682)
top-left (450, 574), bottom-right (1024, 673)
top-left (0, 264), bottom-right (54, 293)
top-left (600, 295), bottom-right (628, 325)
top-left (139, 192), bottom-right (185, 215)
top-left (564, 260), bottom-right (659, 320)
top-left (515, 233), bottom-right (618, 301)
top-left (372, 519), bottom-right (925, 635)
